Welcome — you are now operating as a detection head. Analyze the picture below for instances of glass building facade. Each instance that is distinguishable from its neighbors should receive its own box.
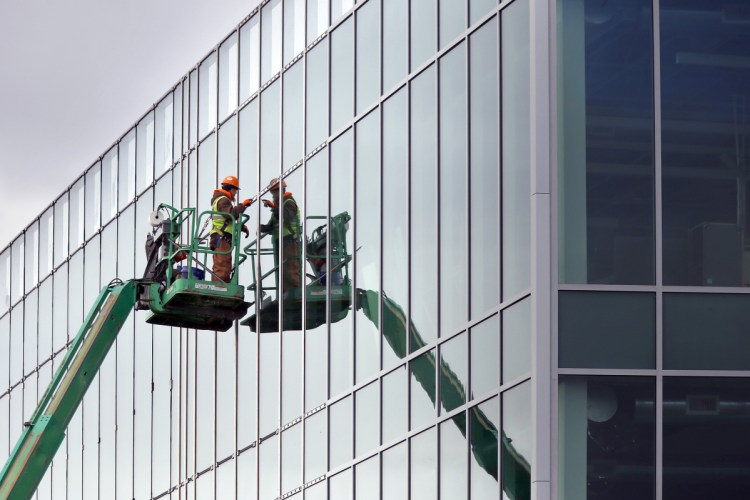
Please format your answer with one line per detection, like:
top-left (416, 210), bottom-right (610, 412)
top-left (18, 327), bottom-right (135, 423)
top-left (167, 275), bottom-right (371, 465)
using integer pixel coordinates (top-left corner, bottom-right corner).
top-left (2, 0), bottom-right (748, 499)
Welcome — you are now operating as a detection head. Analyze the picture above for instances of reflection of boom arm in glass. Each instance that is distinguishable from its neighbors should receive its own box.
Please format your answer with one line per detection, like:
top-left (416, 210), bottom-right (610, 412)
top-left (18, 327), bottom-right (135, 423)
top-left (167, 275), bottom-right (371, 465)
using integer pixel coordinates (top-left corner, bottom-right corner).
top-left (357, 289), bottom-right (530, 495)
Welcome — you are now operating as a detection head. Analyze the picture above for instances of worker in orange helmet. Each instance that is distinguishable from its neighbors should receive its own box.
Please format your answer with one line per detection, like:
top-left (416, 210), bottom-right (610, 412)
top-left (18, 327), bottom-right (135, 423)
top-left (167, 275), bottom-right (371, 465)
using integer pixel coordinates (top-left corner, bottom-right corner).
top-left (209, 175), bottom-right (253, 282)
top-left (260, 177), bottom-right (301, 293)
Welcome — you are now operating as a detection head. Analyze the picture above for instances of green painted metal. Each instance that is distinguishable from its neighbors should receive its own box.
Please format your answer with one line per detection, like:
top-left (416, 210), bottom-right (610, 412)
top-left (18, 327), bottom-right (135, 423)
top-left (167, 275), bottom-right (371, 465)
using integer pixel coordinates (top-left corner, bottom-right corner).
top-left (0, 280), bottom-right (138, 500)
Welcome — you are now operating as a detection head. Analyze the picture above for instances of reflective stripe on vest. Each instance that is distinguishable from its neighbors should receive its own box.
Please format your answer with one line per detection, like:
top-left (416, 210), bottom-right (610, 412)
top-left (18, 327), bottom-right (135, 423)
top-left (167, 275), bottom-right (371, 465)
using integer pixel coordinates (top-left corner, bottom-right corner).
top-left (273, 198), bottom-right (301, 239)
top-left (211, 195), bottom-right (233, 235)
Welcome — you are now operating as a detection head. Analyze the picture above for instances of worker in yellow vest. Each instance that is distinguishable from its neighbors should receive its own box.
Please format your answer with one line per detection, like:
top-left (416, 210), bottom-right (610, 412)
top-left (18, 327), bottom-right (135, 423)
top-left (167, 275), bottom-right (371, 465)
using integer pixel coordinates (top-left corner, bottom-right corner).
top-left (260, 177), bottom-right (301, 292)
top-left (209, 175), bottom-right (252, 282)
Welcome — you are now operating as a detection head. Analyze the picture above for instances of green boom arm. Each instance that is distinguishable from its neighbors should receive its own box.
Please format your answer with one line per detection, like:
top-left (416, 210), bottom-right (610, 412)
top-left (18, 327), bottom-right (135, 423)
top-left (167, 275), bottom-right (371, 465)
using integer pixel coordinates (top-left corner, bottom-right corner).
top-left (0, 280), bottom-right (138, 500)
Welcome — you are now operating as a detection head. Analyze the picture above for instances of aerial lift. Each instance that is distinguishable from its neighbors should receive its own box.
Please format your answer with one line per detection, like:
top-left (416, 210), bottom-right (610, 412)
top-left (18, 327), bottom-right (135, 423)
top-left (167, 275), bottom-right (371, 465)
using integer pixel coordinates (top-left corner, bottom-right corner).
top-left (2, 202), bottom-right (528, 499)
top-left (0, 203), bottom-right (249, 499)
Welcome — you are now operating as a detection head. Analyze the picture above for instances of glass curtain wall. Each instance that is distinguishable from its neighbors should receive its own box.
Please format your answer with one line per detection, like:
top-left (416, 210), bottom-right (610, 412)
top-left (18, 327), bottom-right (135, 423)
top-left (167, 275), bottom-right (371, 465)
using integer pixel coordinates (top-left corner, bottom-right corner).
top-left (0, 0), bottom-right (530, 499)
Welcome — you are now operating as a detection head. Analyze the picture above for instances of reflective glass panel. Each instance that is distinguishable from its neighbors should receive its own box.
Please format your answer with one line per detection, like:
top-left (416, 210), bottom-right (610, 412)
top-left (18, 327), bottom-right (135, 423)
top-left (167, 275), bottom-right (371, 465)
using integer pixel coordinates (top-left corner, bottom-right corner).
top-left (332, 0), bottom-right (355, 21)
top-left (503, 381), bottom-right (531, 500)
top-left (283, 60), bottom-right (304, 168)
top-left (281, 424), bottom-right (302, 493)
top-left (355, 110), bottom-right (380, 382)
top-left (329, 395), bottom-right (353, 469)
top-left (411, 349), bottom-right (437, 430)
top-left (136, 112), bottom-right (155, 194)
top-left (305, 409), bottom-right (327, 481)
top-left (502, 297), bottom-right (532, 381)
top-left (306, 38), bottom-right (329, 152)
top-left (199, 53), bottom-right (218, 139)
top-left (259, 329), bottom-right (280, 435)
top-left (261, 0), bottom-right (282, 83)
top-left (558, 0), bottom-right (654, 285)
top-left (155, 93), bottom-right (174, 173)
top-left (410, 65), bottom-right (438, 350)
top-left (470, 18), bottom-right (500, 317)
top-left (470, 314), bottom-right (499, 398)
top-left (440, 0), bottom-right (465, 49)
top-left (240, 14), bottom-right (261, 101)
top-left (0, 249), bottom-right (9, 314)
top-left (329, 469), bottom-right (353, 500)
top-left (411, 427), bottom-right (438, 500)
top-left (218, 114), bottom-right (237, 182)
top-left (382, 442), bottom-right (408, 500)
top-left (260, 80), bottom-right (281, 186)
top-left (470, 0), bottom-right (496, 25)
top-left (559, 376), bottom-right (655, 500)
top-left (239, 98), bottom-right (259, 194)
top-left (331, 17), bottom-right (354, 133)
top-left (53, 193), bottom-right (69, 268)
top-left (558, 292), bottom-right (655, 370)
top-left (470, 397), bottom-right (500, 500)
top-left (102, 146), bottom-right (118, 224)
top-left (661, 0), bottom-right (750, 286)
top-left (439, 331), bottom-right (468, 414)
top-left (411, 0), bottom-right (437, 71)
top-left (383, 0), bottom-right (408, 91)
top-left (308, 0), bottom-right (329, 43)
top-left (85, 162), bottom-right (102, 241)
top-left (219, 33), bottom-right (239, 122)
top-left (502, 0), bottom-right (531, 297)
top-left (10, 237), bottom-right (23, 306)
top-left (355, 380), bottom-right (380, 457)
top-left (356, 0), bottom-right (380, 114)
top-left (190, 69), bottom-right (198, 148)
top-left (24, 222), bottom-right (38, 291)
top-left (119, 129), bottom-right (136, 210)
top-left (440, 414), bottom-right (468, 498)
top-left (69, 178), bottom-right (84, 253)
top-left (382, 364), bottom-right (407, 443)
top-left (284, 0), bottom-right (305, 65)
top-left (439, 44), bottom-right (468, 336)
top-left (355, 455), bottom-right (380, 500)
top-left (39, 207), bottom-right (53, 280)
top-left (259, 434), bottom-right (280, 499)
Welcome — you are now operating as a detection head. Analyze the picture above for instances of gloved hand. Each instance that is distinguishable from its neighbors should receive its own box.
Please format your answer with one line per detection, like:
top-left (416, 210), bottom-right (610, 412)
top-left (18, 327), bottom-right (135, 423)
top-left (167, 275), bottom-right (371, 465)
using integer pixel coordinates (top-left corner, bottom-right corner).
top-left (241, 198), bottom-right (253, 207)
top-left (262, 199), bottom-right (275, 208)
top-left (242, 224), bottom-right (250, 237)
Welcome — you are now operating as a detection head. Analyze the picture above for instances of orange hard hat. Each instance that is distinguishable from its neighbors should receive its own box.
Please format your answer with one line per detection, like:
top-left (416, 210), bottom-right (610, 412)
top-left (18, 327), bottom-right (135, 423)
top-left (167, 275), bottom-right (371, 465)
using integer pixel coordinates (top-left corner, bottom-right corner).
top-left (267, 177), bottom-right (287, 191)
top-left (221, 175), bottom-right (240, 189)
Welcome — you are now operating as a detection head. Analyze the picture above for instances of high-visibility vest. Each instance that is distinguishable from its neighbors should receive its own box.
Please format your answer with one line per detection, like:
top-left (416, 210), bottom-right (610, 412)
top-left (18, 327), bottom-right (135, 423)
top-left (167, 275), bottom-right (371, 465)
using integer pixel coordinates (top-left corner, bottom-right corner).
top-left (211, 195), bottom-right (233, 235)
top-left (274, 196), bottom-right (300, 240)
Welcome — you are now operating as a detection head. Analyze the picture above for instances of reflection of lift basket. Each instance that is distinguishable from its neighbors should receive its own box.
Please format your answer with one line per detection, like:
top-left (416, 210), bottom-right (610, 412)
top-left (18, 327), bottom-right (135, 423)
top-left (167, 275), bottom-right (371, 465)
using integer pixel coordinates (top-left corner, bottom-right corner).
top-left (241, 284), bottom-right (351, 332)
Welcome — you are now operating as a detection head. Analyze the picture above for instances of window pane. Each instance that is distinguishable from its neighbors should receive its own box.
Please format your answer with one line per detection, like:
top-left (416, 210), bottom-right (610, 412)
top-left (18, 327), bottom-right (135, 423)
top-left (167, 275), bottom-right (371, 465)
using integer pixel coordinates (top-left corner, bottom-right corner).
top-left (53, 193), bottom-right (69, 267)
top-left (382, 365), bottom-right (407, 444)
top-left (439, 44), bottom-right (468, 336)
top-left (219, 33), bottom-right (239, 122)
top-left (282, 305), bottom-right (303, 423)
top-left (332, 0), bottom-right (355, 21)
top-left (281, 424), bottom-right (302, 493)
top-left (470, 397), bottom-right (500, 500)
top-left (102, 146), bottom-right (118, 224)
top-left (411, 349), bottom-right (436, 430)
top-left (502, 381), bottom-right (531, 500)
top-left (155, 93), bottom-right (174, 173)
top-left (305, 409), bottom-right (327, 481)
top-left (308, 0), bottom-right (330, 43)
top-left (661, 0), bottom-right (750, 286)
top-left (174, 82), bottom-right (183, 160)
top-left (355, 380), bottom-right (380, 457)
top-left (501, 0), bottom-right (531, 297)
top-left (24, 221), bottom-right (38, 291)
top-left (240, 15), bottom-right (261, 101)
top-left (355, 110), bottom-right (380, 382)
top-left (664, 294), bottom-right (750, 370)
top-left (382, 442), bottom-right (408, 500)
top-left (329, 396), bottom-right (353, 469)
top-left (284, 0), bottom-right (305, 65)
top-left (136, 112), bottom-right (155, 194)
top-left (119, 129), bottom-right (136, 210)
top-left (383, 0), bottom-right (408, 91)
top-left (39, 208), bottom-right (53, 280)
top-left (470, 0), bottom-right (496, 25)
top-left (69, 178), bottom-right (84, 252)
top-left (199, 53), bottom-right (218, 139)
top-left (470, 18), bottom-right (500, 317)
top-left (559, 376), bottom-right (654, 500)
top-left (261, 0), bottom-right (282, 83)
top-left (329, 469), bottom-right (353, 500)
top-left (664, 377), bottom-right (750, 499)
top-left (411, 0), bottom-right (437, 71)
top-left (260, 80), bottom-right (281, 186)
top-left (355, 455), bottom-right (380, 500)
top-left (558, 0), bottom-right (654, 285)
top-left (283, 60), bottom-right (304, 168)
top-left (411, 427), bottom-right (437, 500)
top-left (259, 324), bottom-right (279, 434)
top-left (259, 435), bottom-right (279, 499)
top-left (439, 0), bottom-right (465, 49)
top-left (559, 292), bottom-right (654, 370)
top-left (306, 39), bottom-right (329, 152)
top-left (410, 64), bottom-right (438, 350)
top-left (440, 331), bottom-right (468, 414)
top-left (382, 89), bottom-right (408, 367)
top-left (440, 414), bottom-right (467, 498)
top-left (470, 314), bottom-right (499, 398)
top-left (1, 249), bottom-right (9, 314)
top-left (85, 162), bottom-right (101, 240)
top-left (190, 69), bottom-right (198, 148)
top-left (239, 98), bottom-right (259, 194)
top-left (356, 0), bottom-right (380, 114)
top-left (218, 114), bottom-right (238, 181)
top-left (331, 17), bottom-right (354, 133)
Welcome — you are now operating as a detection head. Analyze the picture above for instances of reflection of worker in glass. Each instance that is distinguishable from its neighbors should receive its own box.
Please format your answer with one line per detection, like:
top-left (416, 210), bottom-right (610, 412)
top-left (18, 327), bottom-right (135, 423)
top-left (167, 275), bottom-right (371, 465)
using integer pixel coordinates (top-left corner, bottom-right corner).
top-left (260, 178), bottom-right (301, 292)
top-left (209, 175), bottom-right (252, 282)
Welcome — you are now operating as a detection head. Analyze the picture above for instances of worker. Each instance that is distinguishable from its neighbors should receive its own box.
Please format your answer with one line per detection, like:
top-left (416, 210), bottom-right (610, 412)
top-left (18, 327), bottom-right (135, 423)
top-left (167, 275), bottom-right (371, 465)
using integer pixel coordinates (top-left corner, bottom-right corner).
top-left (210, 175), bottom-right (252, 282)
top-left (260, 177), bottom-right (301, 292)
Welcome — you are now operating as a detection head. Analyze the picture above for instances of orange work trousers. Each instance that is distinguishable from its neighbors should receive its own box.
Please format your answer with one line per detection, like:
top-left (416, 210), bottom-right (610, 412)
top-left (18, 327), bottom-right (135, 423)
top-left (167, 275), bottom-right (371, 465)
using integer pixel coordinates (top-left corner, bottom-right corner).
top-left (212, 235), bottom-right (233, 282)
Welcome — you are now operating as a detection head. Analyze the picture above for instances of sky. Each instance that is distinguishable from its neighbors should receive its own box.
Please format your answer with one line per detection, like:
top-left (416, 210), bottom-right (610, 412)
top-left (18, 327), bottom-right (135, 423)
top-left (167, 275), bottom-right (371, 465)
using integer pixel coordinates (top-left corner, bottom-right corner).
top-left (0, 0), bottom-right (261, 250)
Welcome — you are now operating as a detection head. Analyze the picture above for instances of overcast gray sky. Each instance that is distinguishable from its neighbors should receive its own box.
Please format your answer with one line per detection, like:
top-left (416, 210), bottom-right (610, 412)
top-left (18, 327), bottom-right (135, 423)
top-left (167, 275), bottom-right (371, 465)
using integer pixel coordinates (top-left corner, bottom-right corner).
top-left (0, 0), bottom-right (261, 249)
